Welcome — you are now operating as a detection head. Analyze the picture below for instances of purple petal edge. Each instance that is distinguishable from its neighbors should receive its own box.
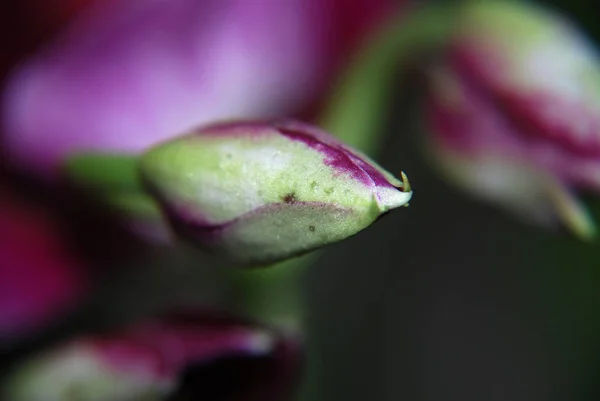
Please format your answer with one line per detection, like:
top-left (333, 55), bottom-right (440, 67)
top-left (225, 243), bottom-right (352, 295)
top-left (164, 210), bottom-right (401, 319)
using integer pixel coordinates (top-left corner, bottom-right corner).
top-left (273, 120), bottom-right (395, 189)
top-left (164, 200), bottom-right (353, 240)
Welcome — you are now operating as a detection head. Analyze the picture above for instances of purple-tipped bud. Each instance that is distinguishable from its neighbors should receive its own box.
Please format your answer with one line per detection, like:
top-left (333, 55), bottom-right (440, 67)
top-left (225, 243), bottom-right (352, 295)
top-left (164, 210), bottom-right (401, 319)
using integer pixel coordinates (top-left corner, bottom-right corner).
top-left (140, 119), bottom-right (412, 265)
top-left (3, 313), bottom-right (301, 401)
top-left (424, 1), bottom-right (600, 238)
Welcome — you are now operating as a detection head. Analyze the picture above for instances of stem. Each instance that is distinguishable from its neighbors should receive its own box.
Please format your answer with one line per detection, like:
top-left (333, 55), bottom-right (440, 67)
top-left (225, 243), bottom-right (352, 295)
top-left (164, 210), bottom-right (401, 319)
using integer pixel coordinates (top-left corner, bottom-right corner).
top-left (65, 153), bottom-right (143, 192)
top-left (225, 255), bottom-right (315, 331)
top-left (322, 1), bottom-right (456, 154)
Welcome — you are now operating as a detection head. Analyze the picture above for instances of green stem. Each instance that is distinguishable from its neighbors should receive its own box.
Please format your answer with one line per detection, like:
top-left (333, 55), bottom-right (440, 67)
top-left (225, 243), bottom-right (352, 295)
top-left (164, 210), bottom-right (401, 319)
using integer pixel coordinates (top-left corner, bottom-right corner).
top-left (65, 153), bottom-right (143, 191)
top-left (225, 255), bottom-right (314, 331)
top-left (322, 1), bottom-right (456, 154)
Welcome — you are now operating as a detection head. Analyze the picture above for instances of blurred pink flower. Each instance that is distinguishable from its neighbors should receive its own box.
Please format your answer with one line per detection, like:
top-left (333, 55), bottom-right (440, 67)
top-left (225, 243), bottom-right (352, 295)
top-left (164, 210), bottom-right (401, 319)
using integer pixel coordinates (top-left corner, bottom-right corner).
top-left (3, 312), bottom-right (301, 401)
top-left (2, 0), bottom-right (394, 176)
top-left (423, 1), bottom-right (600, 238)
top-left (0, 190), bottom-right (85, 343)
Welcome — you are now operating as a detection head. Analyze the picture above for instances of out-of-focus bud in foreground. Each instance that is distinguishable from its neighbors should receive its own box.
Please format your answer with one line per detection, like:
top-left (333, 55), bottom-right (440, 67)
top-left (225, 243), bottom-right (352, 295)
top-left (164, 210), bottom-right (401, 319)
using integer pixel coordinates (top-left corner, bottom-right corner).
top-left (2, 0), bottom-right (393, 177)
top-left (423, 0), bottom-right (600, 239)
top-left (140, 120), bottom-right (412, 265)
top-left (0, 191), bottom-right (85, 343)
top-left (3, 313), bottom-right (300, 401)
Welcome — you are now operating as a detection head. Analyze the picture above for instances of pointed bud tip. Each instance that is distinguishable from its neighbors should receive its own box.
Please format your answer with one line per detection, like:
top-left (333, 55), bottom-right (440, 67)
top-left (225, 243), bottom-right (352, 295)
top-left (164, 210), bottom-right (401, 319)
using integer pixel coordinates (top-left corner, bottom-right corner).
top-left (245, 330), bottom-right (277, 355)
top-left (400, 171), bottom-right (411, 193)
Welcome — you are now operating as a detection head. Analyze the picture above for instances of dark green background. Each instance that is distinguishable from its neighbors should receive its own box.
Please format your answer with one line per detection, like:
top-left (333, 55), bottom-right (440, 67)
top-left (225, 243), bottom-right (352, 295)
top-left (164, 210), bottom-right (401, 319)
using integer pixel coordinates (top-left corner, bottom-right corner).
top-left (307, 2), bottom-right (600, 399)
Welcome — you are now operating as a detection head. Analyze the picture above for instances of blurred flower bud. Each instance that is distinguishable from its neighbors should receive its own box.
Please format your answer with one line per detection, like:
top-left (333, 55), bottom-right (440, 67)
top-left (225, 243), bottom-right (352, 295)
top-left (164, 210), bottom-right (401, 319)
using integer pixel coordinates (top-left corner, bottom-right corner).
top-left (0, 191), bottom-right (85, 343)
top-left (2, 0), bottom-right (393, 177)
top-left (140, 120), bottom-right (412, 265)
top-left (423, 0), bottom-right (600, 238)
top-left (3, 313), bottom-right (301, 401)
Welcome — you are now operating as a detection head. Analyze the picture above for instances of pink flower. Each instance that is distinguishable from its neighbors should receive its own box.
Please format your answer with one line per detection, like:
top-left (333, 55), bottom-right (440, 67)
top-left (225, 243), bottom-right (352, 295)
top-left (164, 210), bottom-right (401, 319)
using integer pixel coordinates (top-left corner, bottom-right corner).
top-left (0, 190), bottom-right (85, 343)
top-left (3, 312), bottom-right (301, 401)
top-left (2, 0), bottom-right (394, 176)
top-left (0, 0), bottom-right (101, 76)
top-left (423, 1), bottom-right (600, 238)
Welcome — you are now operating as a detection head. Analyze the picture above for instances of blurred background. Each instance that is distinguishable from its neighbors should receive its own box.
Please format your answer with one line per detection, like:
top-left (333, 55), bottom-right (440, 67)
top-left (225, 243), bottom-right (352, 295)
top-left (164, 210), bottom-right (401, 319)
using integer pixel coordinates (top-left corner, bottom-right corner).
top-left (3, 0), bottom-right (600, 400)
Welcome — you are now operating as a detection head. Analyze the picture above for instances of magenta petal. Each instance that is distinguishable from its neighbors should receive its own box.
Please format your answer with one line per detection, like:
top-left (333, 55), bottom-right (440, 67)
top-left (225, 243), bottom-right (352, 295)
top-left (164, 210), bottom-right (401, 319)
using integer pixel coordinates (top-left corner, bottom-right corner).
top-left (2, 0), bottom-right (320, 173)
top-left (2, 0), bottom-right (394, 176)
top-left (0, 193), bottom-right (85, 343)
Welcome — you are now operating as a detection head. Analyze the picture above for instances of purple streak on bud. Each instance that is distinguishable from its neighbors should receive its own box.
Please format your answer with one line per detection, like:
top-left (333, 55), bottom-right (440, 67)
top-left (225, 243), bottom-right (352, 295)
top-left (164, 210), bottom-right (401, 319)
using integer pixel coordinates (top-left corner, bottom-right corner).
top-left (447, 42), bottom-right (600, 159)
top-left (274, 121), bottom-right (394, 189)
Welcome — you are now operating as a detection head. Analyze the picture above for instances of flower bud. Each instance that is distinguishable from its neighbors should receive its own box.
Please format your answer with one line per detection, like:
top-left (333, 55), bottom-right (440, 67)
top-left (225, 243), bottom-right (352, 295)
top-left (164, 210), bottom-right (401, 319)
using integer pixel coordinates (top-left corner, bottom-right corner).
top-left (3, 313), bottom-right (300, 401)
top-left (423, 1), bottom-right (600, 238)
top-left (140, 119), bottom-right (412, 265)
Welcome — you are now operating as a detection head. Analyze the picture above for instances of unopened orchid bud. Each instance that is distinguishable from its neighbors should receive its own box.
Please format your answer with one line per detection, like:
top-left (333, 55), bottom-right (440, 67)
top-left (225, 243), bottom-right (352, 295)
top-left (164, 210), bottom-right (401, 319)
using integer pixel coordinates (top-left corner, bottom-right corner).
top-left (423, 0), bottom-right (600, 238)
top-left (3, 313), bottom-right (300, 401)
top-left (140, 119), bottom-right (412, 265)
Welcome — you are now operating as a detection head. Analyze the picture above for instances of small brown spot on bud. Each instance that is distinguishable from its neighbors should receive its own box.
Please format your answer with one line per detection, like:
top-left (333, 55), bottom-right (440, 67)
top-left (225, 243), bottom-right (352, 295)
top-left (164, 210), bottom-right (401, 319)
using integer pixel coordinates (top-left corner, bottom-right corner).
top-left (283, 193), bottom-right (297, 203)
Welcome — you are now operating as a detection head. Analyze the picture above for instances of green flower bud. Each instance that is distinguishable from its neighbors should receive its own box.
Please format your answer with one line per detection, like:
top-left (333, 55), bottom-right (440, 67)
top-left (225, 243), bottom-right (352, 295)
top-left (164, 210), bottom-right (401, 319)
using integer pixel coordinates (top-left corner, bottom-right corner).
top-left (140, 120), bottom-right (412, 265)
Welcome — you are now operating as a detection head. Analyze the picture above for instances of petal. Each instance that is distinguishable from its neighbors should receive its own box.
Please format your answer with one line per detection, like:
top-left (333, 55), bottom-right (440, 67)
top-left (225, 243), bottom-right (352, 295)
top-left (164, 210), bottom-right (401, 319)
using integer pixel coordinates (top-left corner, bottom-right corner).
top-left (2, 0), bottom-right (319, 173)
top-left (0, 191), bottom-right (85, 343)
top-left (2, 0), bottom-right (394, 176)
